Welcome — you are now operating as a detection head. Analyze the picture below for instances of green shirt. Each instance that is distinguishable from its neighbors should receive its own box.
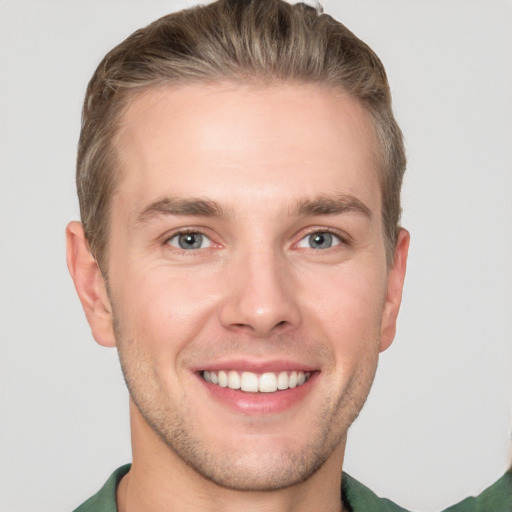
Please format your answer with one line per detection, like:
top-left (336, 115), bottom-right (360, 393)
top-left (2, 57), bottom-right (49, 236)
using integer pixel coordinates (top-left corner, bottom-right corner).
top-left (442, 471), bottom-right (512, 512)
top-left (73, 464), bottom-right (512, 512)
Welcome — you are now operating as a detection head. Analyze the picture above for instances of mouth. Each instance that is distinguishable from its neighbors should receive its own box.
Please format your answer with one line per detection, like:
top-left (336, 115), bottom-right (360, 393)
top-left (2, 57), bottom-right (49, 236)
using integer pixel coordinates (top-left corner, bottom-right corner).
top-left (201, 370), bottom-right (312, 393)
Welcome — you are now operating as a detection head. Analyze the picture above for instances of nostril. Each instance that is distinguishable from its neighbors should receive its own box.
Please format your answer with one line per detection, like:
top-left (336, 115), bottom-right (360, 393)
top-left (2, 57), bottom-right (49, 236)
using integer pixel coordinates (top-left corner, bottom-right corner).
top-left (227, 320), bottom-right (289, 336)
top-left (228, 323), bottom-right (255, 333)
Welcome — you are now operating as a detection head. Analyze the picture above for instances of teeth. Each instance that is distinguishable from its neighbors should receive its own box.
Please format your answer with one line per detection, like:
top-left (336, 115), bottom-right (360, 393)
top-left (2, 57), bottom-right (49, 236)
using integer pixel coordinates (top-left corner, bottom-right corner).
top-left (228, 370), bottom-right (241, 389)
top-left (202, 370), bottom-right (311, 393)
top-left (218, 370), bottom-right (228, 387)
top-left (258, 372), bottom-right (277, 393)
top-left (277, 371), bottom-right (288, 390)
top-left (240, 372), bottom-right (259, 392)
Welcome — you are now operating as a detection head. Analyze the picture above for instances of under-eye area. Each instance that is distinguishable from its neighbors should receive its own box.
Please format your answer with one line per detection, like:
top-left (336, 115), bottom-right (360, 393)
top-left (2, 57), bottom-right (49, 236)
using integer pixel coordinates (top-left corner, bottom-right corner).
top-left (202, 370), bottom-right (312, 393)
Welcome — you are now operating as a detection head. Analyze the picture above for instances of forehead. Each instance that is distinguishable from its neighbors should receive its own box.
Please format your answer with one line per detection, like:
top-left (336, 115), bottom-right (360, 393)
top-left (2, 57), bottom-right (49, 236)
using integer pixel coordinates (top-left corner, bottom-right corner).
top-left (113, 81), bottom-right (380, 215)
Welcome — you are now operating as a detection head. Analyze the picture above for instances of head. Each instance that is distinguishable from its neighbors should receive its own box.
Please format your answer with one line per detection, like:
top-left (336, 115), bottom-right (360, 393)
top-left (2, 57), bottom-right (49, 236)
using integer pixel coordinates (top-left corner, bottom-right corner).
top-left (76, 0), bottom-right (405, 273)
top-left (67, 0), bottom-right (409, 497)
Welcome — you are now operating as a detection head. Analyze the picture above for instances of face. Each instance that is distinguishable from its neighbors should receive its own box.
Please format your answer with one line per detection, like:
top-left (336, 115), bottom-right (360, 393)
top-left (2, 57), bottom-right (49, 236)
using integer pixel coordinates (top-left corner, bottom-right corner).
top-left (68, 82), bottom-right (408, 492)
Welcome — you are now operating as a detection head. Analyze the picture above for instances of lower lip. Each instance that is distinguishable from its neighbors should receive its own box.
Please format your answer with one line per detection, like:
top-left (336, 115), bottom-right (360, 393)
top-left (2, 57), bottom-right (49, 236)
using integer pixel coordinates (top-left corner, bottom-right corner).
top-left (197, 372), bottom-right (318, 415)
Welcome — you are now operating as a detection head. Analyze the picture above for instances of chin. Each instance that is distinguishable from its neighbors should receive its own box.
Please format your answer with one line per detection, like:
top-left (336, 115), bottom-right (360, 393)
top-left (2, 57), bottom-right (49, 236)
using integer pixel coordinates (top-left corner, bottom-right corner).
top-left (161, 430), bottom-right (339, 492)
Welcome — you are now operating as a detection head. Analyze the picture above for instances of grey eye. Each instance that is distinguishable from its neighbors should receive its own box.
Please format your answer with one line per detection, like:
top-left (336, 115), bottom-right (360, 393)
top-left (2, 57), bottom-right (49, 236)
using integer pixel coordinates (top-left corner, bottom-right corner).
top-left (168, 232), bottom-right (212, 250)
top-left (298, 232), bottom-right (341, 249)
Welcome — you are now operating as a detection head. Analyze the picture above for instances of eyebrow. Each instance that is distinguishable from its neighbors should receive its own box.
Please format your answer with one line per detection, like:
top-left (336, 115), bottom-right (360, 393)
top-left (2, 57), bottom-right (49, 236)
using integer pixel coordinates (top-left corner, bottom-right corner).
top-left (135, 197), bottom-right (225, 224)
top-left (291, 194), bottom-right (372, 218)
top-left (134, 193), bottom-right (371, 225)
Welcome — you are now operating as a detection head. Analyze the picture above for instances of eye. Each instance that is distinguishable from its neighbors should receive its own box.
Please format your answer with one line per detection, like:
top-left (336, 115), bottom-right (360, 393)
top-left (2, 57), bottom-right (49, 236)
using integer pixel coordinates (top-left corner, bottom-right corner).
top-left (167, 232), bottom-right (212, 250)
top-left (297, 231), bottom-right (342, 250)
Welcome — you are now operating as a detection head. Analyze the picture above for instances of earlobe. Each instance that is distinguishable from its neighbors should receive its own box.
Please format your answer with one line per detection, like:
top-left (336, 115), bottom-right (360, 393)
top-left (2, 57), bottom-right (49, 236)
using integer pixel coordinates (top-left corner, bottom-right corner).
top-left (66, 221), bottom-right (116, 348)
top-left (379, 228), bottom-right (410, 352)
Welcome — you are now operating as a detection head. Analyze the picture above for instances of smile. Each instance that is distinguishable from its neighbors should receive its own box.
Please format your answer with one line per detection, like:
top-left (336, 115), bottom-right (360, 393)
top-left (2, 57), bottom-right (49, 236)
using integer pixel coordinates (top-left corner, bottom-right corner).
top-left (202, 370), bottom-right (311, 393)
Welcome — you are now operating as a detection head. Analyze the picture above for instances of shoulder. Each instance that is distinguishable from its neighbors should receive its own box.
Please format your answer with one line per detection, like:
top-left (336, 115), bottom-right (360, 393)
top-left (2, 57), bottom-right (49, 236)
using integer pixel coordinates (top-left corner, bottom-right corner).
top-left (441, 471), bottom-right (512, 512)
top-left (342, 473), bottom-right (411, 512)
top-left (73, 464), bottom-right (132, 512)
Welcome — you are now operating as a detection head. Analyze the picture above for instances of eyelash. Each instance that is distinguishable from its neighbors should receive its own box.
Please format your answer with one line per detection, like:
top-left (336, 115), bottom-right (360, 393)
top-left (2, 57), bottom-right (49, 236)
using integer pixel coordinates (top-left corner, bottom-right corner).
top-left (163, 228), bottom-right (215, 251)
top-left (162, 227), bottom-right (350, 252)
top-left (296, 228), bottom-right (349, 249)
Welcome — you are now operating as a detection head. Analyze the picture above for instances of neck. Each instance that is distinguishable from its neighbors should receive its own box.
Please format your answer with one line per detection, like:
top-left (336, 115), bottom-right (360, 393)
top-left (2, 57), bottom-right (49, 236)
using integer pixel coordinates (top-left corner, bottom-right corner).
top-left (117, 402), bottom-right (347, 512)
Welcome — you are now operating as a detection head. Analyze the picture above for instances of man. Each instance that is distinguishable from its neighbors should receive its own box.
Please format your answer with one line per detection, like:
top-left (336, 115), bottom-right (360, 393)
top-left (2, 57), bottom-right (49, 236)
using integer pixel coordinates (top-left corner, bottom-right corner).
top-left (65, 1), bottom-right (511, 511)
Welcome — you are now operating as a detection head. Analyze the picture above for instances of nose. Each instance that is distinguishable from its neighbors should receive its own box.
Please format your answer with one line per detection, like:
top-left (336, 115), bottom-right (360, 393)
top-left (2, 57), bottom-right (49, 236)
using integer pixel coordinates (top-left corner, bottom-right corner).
top-left (219, 248), bottom-right (302, 338)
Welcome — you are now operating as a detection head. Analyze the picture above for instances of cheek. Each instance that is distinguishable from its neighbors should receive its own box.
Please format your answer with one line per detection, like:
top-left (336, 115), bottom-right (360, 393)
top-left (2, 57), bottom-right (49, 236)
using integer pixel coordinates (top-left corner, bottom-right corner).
top-left (111, 266), bottom-right (221, 351)
top-left (300, 263), bottom-right (387, 349)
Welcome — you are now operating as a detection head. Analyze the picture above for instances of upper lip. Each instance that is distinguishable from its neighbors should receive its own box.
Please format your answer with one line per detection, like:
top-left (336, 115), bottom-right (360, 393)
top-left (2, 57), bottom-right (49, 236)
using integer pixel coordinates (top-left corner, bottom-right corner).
top-left (191, 359), bottom-right (318, 374)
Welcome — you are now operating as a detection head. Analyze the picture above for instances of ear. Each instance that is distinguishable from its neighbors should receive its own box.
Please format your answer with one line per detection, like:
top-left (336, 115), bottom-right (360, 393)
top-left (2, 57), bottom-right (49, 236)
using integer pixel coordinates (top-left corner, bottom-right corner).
top-left (66, 221), bottom-right (116, 347)
top-left (379, 228), bottom-right (410, 352)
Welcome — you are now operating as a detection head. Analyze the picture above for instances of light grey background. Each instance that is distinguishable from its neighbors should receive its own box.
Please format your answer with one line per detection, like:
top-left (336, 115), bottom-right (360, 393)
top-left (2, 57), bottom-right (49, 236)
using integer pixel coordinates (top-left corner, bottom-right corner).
top-left (1, 1), bottom-right (511, 511)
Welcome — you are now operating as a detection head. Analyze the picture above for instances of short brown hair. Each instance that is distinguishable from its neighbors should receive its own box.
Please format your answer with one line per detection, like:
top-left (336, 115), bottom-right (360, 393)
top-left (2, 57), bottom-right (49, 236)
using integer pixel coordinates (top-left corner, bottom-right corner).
top-left (77, 0), bottom-right (405, 271)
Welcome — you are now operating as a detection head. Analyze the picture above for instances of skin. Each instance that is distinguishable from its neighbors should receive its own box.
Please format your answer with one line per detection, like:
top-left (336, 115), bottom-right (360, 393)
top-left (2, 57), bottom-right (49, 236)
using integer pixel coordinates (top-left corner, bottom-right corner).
top-left (67, 82), bottom-right (409, 512)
